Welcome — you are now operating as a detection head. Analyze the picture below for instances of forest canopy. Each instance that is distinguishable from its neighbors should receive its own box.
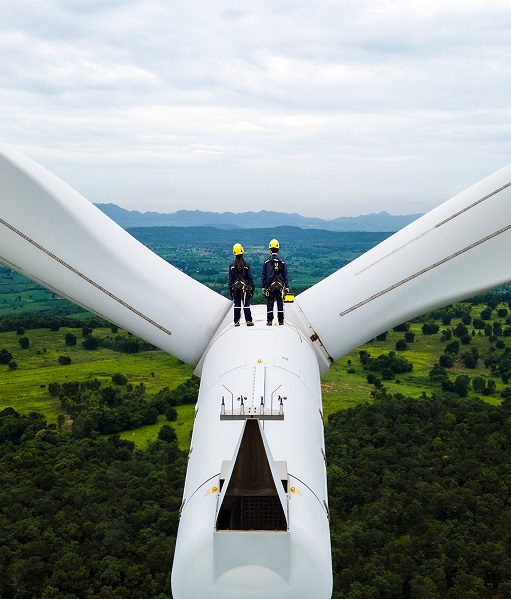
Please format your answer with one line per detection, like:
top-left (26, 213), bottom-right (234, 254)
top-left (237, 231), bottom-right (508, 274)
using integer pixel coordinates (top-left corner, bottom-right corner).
top-left (0, 408), bottom-right (186, 599)
top-left (327, 390), bottom-right (511, 599)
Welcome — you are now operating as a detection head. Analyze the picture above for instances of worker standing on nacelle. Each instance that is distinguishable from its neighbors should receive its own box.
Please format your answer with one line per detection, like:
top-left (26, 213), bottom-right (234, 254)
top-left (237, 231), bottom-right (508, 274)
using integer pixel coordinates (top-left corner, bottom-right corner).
top-left (262, 239), bottom-right (288, 326)
top-left (229, 243), bottom-right (255, 327)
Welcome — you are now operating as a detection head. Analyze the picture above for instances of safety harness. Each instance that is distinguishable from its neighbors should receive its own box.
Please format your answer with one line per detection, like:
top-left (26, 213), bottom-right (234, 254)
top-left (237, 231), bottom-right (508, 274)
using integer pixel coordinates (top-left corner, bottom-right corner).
top-left (265, 256), bottom-right (285, 297)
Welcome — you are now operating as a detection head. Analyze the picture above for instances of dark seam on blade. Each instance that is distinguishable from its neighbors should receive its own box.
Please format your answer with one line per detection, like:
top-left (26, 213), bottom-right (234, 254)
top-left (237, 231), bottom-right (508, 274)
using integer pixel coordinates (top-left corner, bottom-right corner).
top-left (0, 217), bottom-right (172, 336)
top-left (340, 224), bottom-right (511, 317)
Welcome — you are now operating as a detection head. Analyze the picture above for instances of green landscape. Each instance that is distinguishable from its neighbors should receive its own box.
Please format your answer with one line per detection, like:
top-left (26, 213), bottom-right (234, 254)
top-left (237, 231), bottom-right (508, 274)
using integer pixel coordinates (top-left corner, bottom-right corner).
top-left (3, 227), bottom-right (511, 598)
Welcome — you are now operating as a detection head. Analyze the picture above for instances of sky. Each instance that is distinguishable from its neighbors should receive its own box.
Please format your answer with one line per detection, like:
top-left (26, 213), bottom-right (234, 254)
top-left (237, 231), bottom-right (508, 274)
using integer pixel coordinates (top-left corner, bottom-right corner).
top-left (1, 0), bottom-right (511, 219)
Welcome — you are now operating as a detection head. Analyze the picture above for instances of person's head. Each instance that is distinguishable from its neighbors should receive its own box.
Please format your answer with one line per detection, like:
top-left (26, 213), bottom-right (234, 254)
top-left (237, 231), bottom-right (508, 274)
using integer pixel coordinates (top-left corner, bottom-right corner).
top-left (233, 243), bottom-right (244, 256)
top-left (232, 243), bottom-right (247, 268)
top-left (269, 239), bottom-right (279, 254)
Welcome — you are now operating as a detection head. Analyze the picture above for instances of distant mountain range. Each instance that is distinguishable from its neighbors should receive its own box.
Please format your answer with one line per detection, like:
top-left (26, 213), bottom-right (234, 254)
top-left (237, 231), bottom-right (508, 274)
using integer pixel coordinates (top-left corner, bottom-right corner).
top-left (94, 203), bottom-right (423, 232)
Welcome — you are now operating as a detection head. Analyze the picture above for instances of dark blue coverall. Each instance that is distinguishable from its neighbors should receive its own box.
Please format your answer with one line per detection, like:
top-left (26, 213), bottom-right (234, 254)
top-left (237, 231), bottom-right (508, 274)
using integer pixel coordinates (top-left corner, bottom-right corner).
top-left (228, 262), bottom-right (254, 324)
top-left (261, 253), bottom-right (288, 325)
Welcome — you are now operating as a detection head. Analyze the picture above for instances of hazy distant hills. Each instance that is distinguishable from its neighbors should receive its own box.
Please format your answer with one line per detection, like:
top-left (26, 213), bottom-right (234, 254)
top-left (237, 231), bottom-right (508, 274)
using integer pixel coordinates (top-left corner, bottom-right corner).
top-left (95, 203), bottom-right (422, 232)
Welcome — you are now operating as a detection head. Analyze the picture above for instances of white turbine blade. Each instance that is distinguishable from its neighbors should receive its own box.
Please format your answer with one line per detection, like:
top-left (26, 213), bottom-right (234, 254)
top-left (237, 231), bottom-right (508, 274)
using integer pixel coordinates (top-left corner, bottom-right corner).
top-left (295, 163), bottom-right (511, 366)
top-left (0, 143), bottom-right (231, 365)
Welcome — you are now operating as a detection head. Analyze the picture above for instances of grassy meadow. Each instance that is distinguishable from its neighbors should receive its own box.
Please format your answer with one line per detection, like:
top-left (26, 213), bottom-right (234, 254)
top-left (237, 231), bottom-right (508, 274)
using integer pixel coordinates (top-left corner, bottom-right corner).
top-left (321, 309), bottom-right (509, 419)
top-left (0, 325), bottom-right (195, 448)
top-left (1, 301), bottom-right (509, 451)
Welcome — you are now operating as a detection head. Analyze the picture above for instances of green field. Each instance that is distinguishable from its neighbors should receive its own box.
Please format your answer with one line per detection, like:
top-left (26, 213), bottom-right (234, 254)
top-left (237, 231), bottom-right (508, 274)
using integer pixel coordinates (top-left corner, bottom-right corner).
top-left (1, 301), bottom-right (509, 451)
top-left (0, 270), bottom-right (82, 316)
top-left (0, 325), bottom-right (195, 448)
top-left (321, 311), bottom-right (509, 418)
top-left (118, 404), bottom-right (196, 450)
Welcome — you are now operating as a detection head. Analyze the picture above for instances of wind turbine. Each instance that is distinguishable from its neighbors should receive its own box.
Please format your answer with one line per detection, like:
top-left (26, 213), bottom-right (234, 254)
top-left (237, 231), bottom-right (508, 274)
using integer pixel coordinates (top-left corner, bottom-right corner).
top-left (1, 142), bottom-right (511, 599)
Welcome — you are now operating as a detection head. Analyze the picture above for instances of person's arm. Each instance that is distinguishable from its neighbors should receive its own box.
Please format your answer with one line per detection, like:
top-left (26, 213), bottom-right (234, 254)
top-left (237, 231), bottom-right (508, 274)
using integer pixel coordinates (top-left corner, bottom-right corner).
top-left (261, 261), bottom-right (267, 288)
top-left (247, 265), bottom-right (255, 288)
top-left (245, 265), bottom-right (254, 297)
top-left (282, 260), bottom-right (289, 289)
top-left (228, 265), bottom-right (234, 296)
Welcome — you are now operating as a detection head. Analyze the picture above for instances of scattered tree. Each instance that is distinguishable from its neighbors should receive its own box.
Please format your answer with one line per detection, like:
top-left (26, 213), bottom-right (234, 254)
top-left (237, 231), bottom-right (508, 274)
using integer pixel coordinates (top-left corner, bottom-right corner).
top-left (65, 333), bottom-right (77, 346)
top-left (0, 349), bottom-right (13, 364)
top-left (112, 373), bottom-right (128, 385)
top-left (18, 336), bottom-right (30, 349)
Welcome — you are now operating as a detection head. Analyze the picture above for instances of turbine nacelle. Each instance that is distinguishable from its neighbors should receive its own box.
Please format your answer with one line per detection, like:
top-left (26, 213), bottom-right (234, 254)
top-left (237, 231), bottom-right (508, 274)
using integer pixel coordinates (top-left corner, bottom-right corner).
top-left (172, 307), bottom-right (331, 598)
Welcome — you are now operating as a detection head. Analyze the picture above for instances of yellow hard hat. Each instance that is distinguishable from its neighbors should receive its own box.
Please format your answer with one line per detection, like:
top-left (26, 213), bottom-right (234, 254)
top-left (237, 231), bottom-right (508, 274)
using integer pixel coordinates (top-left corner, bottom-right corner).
top-left (233, 243), bottom-right (244, 255)
top-left (269, 239), bottom-right (279, 249)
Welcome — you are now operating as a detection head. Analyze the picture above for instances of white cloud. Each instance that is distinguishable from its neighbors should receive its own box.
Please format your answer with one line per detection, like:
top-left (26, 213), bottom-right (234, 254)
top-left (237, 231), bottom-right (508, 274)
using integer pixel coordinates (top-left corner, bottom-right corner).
top-left (0, 0), bottom-right (511, 218)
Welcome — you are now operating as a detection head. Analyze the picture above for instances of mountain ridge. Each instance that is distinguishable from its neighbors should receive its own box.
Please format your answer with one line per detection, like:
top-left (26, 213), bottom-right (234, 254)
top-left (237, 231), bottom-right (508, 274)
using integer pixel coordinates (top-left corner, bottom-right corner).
top-left (94, 203), bottom-right (422, 232)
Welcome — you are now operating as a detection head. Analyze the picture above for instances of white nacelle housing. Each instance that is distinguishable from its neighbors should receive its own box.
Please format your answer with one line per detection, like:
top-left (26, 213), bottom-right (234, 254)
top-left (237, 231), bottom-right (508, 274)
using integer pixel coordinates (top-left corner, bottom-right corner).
top-left (171, 306), bottom-right (332, 599)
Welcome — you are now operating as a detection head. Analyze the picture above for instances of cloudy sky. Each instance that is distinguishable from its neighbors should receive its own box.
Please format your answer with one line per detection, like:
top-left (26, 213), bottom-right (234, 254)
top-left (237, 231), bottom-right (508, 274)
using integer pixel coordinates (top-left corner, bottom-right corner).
top-left (1, 0), bottom-right (510, 219)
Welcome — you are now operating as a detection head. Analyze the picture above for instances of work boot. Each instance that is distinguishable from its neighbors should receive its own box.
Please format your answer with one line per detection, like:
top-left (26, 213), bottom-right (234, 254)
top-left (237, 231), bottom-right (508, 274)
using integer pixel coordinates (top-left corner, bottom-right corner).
top-left (247, 321), bottom-right (254, 327)
top-left (278, 322), bottom-right (284, 326)
top-left (266, 321), bottom-right (272, 326)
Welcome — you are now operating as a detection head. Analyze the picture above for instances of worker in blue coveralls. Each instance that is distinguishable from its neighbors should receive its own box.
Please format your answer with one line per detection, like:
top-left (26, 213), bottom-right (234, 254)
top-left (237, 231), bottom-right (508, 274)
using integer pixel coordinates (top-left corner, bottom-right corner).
top-left (261, 239), bottom-right (288, 326)
top-left (228, 243), bottom-right (255, 326)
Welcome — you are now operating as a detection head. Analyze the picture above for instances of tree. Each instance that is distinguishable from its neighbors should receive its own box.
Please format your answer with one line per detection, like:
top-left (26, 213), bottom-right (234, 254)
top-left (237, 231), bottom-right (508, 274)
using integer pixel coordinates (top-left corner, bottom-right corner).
top-left (158, 424), bottom-right (178, 443)
top-left (462, 313), bottom-right (472, 325)
top-left (65, 333), bottom-right (77, 346)
top-left (472, 376), bottom-right (486, 394)
top-left (445, 340), bottom-right (460, 355)
top-left (453, 323), bottom-right (468, 338)
top-left (454, 374), bottom-right (470, 397)
top-left (493, 322), bottom-right (503, 336)
top-left (447, 572), bottom-right (487, 598)
top-left (481, 307), bottom-right (493, 320)
top-left (346, 582), bottom-right (379, 598)
top-left (19, 336), bottom-right (30, 349)
top-left (473, 317), bottom-right (485, 329)
top-left (410, 575), bottom-right (441, 599)
top-left (422, 322), bottom-right (440, 335)
top-left (165, 406), bottom-right (178, 421)
top-left (430, 364), bottom-right (448, 382)
top-left (485, 379), bottom-right (497, 395)
top-left (0, 349), bottom-right (13, 364)
top-left (439, 354), bottom-right (453, 368)
top-left (112, 373), bottom-right (128, 385)
top-left (359, 350), bottom-right (370, 365)
top-left (460, 334), bottom-right (472, 345)
top-left (461, 348), bottom-right (479, 368)
top-left (48, 382), bottom-right (61, 397)
top-left (82, 336), bottom-right (100, 350)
